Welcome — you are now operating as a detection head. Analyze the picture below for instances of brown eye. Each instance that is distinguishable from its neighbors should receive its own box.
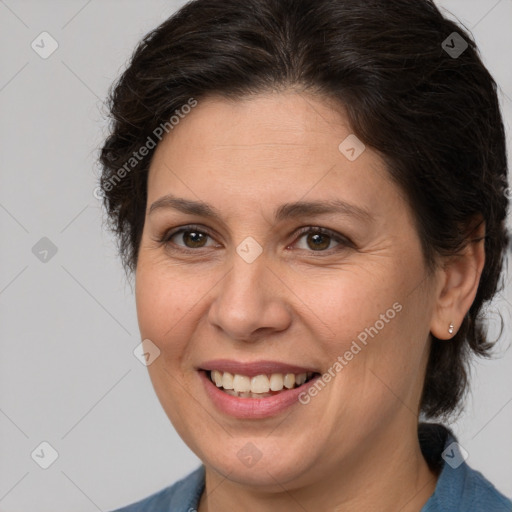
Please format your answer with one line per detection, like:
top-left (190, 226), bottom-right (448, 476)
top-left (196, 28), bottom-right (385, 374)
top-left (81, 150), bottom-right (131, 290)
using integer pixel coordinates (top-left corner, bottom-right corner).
top-left (177, 229), bottom-right (209, 248)
top-left (293, 227), bottom-right (352, 253)
top-left (160, 225), bottom-right (217, 251)
top-left (304, 232), bottom-right (331, 251)
top-left (159, 224), bottom-right (352, 255)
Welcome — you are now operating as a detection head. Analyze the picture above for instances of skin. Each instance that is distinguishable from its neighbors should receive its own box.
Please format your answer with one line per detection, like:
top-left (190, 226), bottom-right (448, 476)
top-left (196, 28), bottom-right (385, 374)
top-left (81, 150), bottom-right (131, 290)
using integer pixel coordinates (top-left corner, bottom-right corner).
top-left (135, 90), bottom-right (485, 511)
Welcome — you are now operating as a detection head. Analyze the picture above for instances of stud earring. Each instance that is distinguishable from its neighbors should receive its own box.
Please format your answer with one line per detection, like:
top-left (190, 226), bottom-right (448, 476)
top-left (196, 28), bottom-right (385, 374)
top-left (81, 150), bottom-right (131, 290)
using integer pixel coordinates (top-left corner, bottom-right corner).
top-left (448, 323), bottom-right (454, 335)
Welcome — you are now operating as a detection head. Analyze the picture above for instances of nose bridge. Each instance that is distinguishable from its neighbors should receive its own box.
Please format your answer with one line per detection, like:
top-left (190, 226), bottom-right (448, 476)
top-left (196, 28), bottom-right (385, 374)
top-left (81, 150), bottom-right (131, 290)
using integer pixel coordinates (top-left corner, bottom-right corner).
top-left (230, 252), bottom-right (265, 304)
top-left (225, 233), bottom-right (270, 301)
top-left (208, 240), bottom-right (290, 340)
top-left (222, 243), bottom-right (271, 317)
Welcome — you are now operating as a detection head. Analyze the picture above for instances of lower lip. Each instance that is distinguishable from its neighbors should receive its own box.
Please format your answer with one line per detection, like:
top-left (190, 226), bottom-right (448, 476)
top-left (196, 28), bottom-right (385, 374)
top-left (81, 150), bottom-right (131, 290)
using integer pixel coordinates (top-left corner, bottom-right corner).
top-left (199, 370), bottom-right (320, 419)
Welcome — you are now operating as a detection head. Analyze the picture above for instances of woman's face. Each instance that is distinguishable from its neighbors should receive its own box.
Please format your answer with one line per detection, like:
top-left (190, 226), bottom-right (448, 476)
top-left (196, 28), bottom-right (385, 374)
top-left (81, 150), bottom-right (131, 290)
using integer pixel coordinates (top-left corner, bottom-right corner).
top-left (135, 91), bottom-right (439, 489)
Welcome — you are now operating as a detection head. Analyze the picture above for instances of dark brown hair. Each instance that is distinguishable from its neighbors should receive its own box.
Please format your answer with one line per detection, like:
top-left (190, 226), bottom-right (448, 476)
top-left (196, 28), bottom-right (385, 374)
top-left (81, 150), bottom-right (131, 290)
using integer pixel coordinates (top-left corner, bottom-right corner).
top-left (98, 0), bottom-right (509, 419)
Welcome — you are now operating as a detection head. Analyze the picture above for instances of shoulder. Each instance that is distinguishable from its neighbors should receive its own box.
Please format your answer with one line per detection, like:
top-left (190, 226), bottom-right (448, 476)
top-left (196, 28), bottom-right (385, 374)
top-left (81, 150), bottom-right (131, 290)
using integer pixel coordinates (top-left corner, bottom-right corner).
top-left (460, 465), bottom-right (512, 511)
top-left (425, 463), bottom-right (512, 512)
top-left (109, 465), bottom-right (205, 512)
top-left (419, 423), bottom-right (512, 512)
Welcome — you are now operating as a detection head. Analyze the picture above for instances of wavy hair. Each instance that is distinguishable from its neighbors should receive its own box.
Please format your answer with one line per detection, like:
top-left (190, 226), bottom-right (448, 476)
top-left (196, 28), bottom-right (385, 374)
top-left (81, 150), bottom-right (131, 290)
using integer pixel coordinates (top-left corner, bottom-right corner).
top-left (98, 0), bottom-right (509, 419)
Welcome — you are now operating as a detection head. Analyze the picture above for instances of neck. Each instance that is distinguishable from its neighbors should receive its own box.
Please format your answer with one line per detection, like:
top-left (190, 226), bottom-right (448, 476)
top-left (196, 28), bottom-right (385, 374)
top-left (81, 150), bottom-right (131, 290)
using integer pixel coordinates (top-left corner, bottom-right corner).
top-left (198, 420), bottom-right (439, 512)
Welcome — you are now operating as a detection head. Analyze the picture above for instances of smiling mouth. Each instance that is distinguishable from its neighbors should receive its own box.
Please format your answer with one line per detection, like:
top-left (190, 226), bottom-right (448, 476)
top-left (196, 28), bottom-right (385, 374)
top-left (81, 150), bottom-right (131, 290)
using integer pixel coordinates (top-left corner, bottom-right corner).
top-left (206, 370), bottom-right (319, 398)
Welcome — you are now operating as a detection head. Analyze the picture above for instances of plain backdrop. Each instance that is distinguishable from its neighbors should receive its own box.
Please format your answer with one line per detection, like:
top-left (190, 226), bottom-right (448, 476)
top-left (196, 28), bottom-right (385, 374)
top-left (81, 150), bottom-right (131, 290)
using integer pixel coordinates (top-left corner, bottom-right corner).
top-left (0, 1), bottom-right (511, 510)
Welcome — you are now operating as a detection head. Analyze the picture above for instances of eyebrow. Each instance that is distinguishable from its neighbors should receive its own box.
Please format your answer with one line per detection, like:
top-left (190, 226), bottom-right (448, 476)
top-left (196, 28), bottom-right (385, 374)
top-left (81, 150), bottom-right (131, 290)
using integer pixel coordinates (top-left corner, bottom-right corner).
top-left (148, 194), bottom-right (374, 223)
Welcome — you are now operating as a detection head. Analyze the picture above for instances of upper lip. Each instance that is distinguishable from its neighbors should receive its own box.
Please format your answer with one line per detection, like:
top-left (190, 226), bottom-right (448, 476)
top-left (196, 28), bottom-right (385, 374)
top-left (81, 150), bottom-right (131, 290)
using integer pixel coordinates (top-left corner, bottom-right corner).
top-left (199, 359), bottom-right (319, 378)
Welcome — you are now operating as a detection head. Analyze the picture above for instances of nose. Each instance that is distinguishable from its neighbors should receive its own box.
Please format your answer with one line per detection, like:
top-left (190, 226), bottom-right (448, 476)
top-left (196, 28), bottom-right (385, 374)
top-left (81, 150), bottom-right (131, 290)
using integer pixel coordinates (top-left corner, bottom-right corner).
top-left (207, 249), bottom-right (292, 343)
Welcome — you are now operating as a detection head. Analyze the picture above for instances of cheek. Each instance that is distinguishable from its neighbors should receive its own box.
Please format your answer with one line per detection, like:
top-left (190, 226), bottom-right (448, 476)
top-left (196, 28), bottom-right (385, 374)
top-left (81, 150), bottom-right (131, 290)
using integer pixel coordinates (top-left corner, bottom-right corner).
top-left (135, 262), bottom-right (196, 341)
top-left (323, 295), bottom-right (431, 430)
top-left (301, 265), bottom-right (428, 391)
top-left (135, 260), bottom-right (219, 377)
top-left (288, 264), bottom-right (406, 344)
top-left (135, 267), bottom-right (199, 417)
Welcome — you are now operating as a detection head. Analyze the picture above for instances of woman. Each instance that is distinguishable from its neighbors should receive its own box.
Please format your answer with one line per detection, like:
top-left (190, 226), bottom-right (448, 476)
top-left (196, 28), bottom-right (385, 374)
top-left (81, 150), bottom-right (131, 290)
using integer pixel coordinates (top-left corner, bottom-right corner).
top-left (99, 0), bottom-right (512, 510)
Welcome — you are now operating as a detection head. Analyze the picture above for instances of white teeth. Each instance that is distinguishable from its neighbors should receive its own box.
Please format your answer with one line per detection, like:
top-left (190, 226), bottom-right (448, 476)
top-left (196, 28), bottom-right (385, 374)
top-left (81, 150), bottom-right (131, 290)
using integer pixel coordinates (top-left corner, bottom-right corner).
top-left (283, 373), bottom-right (296, 389)
top-left (212, 370), bottom-right (223, 387)
top-left (222, 372), bottom-right (234, 390)
top-left (209, 370), bottom-right (314, 396)
top-left (224, 389), bottom-right (272, 399)
top-left (251, 375), bottom-right (270, 393)
top-left (296, 373), bottom-right (307, 386)
top-left (233, 374), bottom-right (251, 393)
top-left (269, 373), bottom-right (284, 391)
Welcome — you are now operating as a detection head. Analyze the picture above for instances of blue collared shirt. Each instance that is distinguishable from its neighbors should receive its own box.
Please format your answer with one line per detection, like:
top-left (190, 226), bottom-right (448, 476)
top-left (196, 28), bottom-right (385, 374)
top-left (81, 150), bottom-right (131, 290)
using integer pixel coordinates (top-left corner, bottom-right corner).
top-left (111, 423), bottom-right (512, 511)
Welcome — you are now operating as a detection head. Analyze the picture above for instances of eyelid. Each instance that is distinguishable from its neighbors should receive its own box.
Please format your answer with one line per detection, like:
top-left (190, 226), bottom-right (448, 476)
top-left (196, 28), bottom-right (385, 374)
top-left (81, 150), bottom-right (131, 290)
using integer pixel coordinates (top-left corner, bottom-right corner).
top-left (158, 224), bottom-right (353, 254)
top-left (159, 224), bottom-right (219, 250)
top-left (291, 226), bottom-right (354, 251)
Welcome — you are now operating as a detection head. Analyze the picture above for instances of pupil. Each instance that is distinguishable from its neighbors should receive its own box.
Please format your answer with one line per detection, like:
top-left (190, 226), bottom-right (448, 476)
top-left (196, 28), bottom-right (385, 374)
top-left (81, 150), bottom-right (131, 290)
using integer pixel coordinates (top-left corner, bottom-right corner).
top-left (185, 231), bottom-right (206, 248)
top-left (308, 233), bottom-right (329, 251)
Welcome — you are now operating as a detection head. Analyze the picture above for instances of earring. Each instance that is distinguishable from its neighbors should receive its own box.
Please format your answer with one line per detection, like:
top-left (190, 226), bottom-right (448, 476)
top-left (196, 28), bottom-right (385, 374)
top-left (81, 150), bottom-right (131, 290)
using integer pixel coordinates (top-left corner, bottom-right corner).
top-left (448, 323), bottom-right (454, 335)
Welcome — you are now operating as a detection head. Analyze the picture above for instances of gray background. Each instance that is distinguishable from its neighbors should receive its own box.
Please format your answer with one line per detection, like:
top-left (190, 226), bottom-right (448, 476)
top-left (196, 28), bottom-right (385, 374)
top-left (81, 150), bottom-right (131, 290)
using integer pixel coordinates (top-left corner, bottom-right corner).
top-left (0, 1), bottom-right (511, 510)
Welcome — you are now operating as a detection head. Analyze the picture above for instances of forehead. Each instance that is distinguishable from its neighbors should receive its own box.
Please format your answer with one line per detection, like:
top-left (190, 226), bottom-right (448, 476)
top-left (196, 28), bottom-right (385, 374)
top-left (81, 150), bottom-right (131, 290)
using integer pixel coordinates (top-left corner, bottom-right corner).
top-left (146, 91), bottom-right (403, 224)
top-left (153, 92), bottom-right (350, 158)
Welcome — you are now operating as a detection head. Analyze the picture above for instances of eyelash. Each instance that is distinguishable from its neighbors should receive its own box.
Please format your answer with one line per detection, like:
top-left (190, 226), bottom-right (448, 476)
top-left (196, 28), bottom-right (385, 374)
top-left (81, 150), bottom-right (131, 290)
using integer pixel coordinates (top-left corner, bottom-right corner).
top-left (156, 224), bottom-right (353, 256)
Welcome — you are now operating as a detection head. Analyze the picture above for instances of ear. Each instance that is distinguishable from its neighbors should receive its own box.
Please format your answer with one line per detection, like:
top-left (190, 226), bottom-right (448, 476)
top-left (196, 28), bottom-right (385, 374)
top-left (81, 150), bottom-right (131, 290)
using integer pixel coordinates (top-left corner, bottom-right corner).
top-left (430, 217), bottom-right (486, 340)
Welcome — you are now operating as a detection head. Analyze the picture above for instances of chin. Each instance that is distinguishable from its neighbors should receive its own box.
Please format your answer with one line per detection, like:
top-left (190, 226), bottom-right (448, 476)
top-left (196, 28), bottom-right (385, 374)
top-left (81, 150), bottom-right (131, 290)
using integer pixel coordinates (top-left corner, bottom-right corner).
top-left (197, 435), bottom-right (321, 490)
